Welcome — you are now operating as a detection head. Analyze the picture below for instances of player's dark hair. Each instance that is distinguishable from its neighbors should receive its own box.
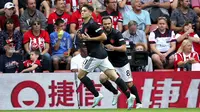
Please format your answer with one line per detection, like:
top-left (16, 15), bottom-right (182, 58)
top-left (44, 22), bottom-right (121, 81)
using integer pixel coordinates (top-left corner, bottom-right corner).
top-left (104, 0), bottom-right (110, 6)
top-left (82, 4), bottom-right (94, 12)
top-left (102, 16), bottom-right (112, 23)
top-left (55, 18), bottom-right (64, 26)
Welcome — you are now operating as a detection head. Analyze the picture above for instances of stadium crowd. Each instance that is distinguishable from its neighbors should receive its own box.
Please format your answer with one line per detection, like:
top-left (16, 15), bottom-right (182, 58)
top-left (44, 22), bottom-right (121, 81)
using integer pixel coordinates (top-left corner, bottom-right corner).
top-left (0, 0), bottom-right (200, 73)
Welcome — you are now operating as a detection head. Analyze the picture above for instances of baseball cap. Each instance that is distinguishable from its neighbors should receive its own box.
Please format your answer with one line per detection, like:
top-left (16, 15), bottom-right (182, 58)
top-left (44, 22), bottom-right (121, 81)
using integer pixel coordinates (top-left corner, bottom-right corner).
top-left (4, 2), bottom-right (15, 9)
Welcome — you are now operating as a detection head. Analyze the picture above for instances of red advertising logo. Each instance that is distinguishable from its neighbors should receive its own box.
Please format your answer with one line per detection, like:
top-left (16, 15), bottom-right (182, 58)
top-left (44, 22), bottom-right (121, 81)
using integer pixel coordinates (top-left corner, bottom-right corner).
top-left (11, 81), bottom-right (46, 108)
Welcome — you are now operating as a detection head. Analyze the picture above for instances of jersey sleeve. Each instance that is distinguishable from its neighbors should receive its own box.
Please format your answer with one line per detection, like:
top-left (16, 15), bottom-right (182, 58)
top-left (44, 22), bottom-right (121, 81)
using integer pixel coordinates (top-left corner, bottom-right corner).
top-left (193, 52), bottom-right (200, 62)
top-left (70, 13), bottom-right (78, 24)
top-left (117, 31), bottom-right (126, 45)
top-left (50, 33), bottom-right (56, 47)
top-left (34, 60), bottom-right (41, 66)
top-left (145, 11), bottom-right (151, 25)
top-left (174, 53), bottom-right (183, 67)
top-left (148, 32), bottom-right (156, 44)
top-left (118, 12), bottom-right (123, 23)
top-left (44, 31), bottom-right (50, 43)
top-left (170, 31), bottom-right (176, 42)
top-left (91, 22), bottom-right (104, 35)
top-left (47, 13), bottom-right (53, 24)
top-left (23, 31), bottom-right (30, 44)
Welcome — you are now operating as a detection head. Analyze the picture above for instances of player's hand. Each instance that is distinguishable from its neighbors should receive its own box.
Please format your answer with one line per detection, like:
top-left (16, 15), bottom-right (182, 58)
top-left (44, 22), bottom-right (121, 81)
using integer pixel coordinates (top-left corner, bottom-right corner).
top-left (105, 44), bottom-right (114, 51)
top-left (81, 33), bottom-right (91, 41)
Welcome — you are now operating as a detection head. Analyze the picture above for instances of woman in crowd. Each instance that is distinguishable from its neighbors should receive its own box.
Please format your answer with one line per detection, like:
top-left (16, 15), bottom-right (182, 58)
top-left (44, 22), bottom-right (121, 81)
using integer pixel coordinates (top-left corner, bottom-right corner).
top-left (0, 18), bottom-right (23, 55)
top-left (135, 43), bottom-right (153, 72)
top-left (175, 21), bottom-right (200, 54)
top-left (174, 39), bottom-right (200, 71)
top-left (23, 18), bottom-right (52, 72)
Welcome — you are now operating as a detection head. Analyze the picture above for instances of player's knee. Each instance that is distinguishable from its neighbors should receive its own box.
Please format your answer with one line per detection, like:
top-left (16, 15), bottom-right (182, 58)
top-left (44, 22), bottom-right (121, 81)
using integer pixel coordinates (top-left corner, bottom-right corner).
top-left (126, 82), bottom-right (133, 88)
top-left (78, 70), bottom-right (87, 79)
top-left (99, 72), bottom-right (108, 83)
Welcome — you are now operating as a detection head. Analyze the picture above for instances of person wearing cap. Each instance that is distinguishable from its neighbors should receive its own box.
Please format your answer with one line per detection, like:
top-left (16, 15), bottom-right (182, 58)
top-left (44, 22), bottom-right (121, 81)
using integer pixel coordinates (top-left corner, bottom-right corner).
top-left (122, 20), bottom-right (147, 50)
top-left (0, 0), bottom-right (19, 15)
top-left (0, 38), bottom-right (23, 73)
top-left (20, 0), bottom-right (47, 33)
top-left (0, 18), bottom-right (23, 55)
top-left (0, 2), bottom-right (20, 32)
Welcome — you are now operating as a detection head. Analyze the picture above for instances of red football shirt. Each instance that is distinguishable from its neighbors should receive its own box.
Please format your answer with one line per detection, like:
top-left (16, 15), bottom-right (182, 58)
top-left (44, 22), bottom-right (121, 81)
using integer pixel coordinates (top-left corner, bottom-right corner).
top-left (174, 52), bottom-right (200, 71)
top-left (0, 15), bottom-right (20, 30)
top-left (23, 59), bottom-right (41, 68)
top-left (48, 12), bottom-right (71, 25)
top-left (23, 30), bottom-right (50, 52)
top-left (97, 11), bottom-right (123, 30)
top-left (70, 10), bottom-right (97, 30)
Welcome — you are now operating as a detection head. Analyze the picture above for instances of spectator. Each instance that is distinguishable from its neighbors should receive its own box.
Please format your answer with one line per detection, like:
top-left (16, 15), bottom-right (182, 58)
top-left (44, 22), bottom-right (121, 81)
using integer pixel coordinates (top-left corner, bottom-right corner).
top-left (123, 0), bottom-right (151, 34)
top-left (48, 0), bottom-right (71, 34)
top-left (50, 18), bottom-right (72, 70)
top-left (122, 20), bottom-right (147, 50)
top-left (141, 0), bottom-right (170, 23)
top-left (70, 0), bottom-right (97, 36)
top-left (135, 43), bottom-right (153, 72)
top-left (0, 39), bottom-right (22, 73)
top-left (0, 2), bottom-right (20, 31)
top-left (117, 0), bottom-right (133, 30)
top-left (66, 0), bottom-right (92, 14)
top-left (23, 18), bottom-right (52, 72)
top-left (96, 0), bottom-right (123, 32)
top-left (175, 22), bottom-right (200, 54)
top-left (170, 0), bottom-right (178, 10)
top-left (21, 50), bottom-right (42, 73)
top-left (92, 0), bottom-right (106, 14)
top-left (149, 17), bottom-right (176, 69)
top-left (0, 18), bottom-right (23, 55)
top-left (0, 0), bottom-right (19, 15)
top-left (170, 0), bottom-right (199, 33)
top-left (19, 0), bottom-right (50, 18)
top-left (174, 39), bottom-right (200, 71)
top-left (20, 0), bottom-right (47, 33)
top-left (191, 0), bottom-right (200, 17)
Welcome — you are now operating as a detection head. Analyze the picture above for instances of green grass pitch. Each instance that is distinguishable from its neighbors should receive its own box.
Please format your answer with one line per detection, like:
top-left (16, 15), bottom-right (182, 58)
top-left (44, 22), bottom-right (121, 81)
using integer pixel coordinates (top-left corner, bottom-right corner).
top-left (1, 108), bottom-right (200, 112)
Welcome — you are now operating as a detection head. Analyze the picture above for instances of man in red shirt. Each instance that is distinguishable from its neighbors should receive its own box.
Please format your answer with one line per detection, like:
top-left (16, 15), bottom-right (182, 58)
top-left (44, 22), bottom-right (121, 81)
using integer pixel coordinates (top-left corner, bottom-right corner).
top-left (48, 0), bottom-right (71, 34)
top-left (0, 2), bottom-right (20, 32)
top-left (70, 0), bottom-right (96, 36)
top-left (96, 0), bottom-right (123, 32)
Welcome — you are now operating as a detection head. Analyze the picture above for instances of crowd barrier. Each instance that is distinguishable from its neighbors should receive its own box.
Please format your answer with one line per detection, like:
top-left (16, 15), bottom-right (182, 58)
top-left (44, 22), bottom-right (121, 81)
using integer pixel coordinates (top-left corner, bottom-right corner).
top-left (0, 72), bottom-right (199, 110)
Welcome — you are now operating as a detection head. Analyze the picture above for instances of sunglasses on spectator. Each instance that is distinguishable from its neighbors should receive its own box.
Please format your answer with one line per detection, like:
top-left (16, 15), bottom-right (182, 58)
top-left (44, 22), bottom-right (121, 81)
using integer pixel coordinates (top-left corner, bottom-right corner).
top-left (33, 22), bottom-right (40, 26)
top-left (157, 17), bottom-right (167, 21)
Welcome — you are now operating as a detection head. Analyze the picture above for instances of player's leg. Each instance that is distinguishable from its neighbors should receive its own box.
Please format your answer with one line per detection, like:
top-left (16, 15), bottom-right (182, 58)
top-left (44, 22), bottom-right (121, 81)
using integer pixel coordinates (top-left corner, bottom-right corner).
top-left (115, 63), bottom-right (142, 108)
top-left (99, 72), bottom-right (118, 95)
top-left (99, 72), bottom-right (120, 106)
top-left (99, 57), bottom-right (135, 109)
top-left (78, 56), bottom-right (103, 108)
